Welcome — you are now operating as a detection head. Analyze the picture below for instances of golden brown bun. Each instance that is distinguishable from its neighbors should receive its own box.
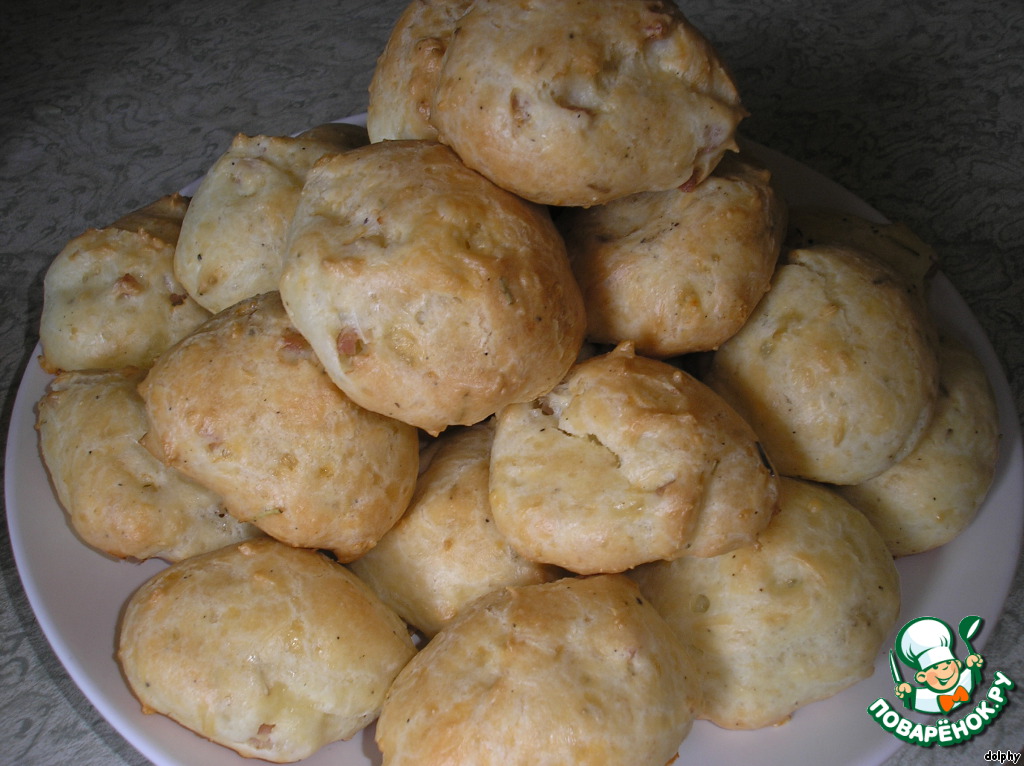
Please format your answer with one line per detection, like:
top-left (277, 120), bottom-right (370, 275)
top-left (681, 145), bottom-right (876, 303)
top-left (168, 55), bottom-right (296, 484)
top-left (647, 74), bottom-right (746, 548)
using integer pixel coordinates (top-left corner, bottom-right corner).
top-left (376, 574), bottom-right (700, 766)
top-left (350, 419), bottom-right (561, 636)
top-left (138, 292), bottom-right (419, 560)
top-left (631, 476), bottom-right (900, 730)
top-left (560, 152), bottom-right (786, 356)
top-left (422, 0), bottom-right (745, 206)
top-left (118, 538), bottom-right (417, 762)
top-left (111, 192), bottom-right (195, 243)
top-left (785, 206), bottom-right (939, 307)
top-left (705, 244), bottom-right (940, 484)
top-left (174, 124), bottom-right (368, 313)
top-left (36, 367), bottom-right (262, 561)
top-left (489, 343), bottom-right (778, 573)
top-left (367, 0), bottom-right (473, 142)
top-left (279, 139), bottom-right (586, 435)
top-left (838, 333), bottom-right (1000, 556)
top-left (40, 194), bottom-right (210, 372)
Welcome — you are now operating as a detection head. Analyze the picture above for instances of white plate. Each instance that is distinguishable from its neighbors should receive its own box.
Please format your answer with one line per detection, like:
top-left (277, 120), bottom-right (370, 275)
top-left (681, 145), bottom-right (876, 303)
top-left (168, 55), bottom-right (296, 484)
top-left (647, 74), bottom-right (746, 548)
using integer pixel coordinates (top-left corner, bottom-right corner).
top-left (7, 120), bottom-right (1023, 766)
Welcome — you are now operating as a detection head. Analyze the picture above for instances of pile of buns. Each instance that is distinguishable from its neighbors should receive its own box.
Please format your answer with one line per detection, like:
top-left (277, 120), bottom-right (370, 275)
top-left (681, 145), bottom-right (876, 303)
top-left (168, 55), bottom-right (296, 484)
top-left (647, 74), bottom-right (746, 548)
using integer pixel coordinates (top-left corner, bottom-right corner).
top-left (34, 0), bottom-right (1000, 763)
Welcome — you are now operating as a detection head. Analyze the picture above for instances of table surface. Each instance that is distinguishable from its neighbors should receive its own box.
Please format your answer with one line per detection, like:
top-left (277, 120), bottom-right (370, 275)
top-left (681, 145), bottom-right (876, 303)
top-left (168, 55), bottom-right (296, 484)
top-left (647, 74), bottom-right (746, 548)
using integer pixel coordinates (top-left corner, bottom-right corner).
top-left (2, 1), bottom-right (1022, 764)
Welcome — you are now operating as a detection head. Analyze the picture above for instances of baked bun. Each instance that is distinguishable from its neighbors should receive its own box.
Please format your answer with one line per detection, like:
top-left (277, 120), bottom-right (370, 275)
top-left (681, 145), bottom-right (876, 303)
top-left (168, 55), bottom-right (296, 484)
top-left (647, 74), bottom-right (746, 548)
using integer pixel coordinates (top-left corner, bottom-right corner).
top-left (705, 244), bottom-right (940, 484)
top-left (489, 343), bottom-right (778, 574)
top-left (785, 206), bottom-right (938, 307)
top-left (118, 538), bottom-right (417, 762)
top-left (138, 291), bottom-right (419, 560)
top-left (631, 476), bottom-right (900, 730)
top-left (560, 152), bottom-right (786, 356)
top-left (111, 192), bottom-right (197, 243)
top-left (367, 0), bottom-right (473, 142)
top-left (40, 194), bottom-right (210, 372)
top-left (174, 123), bottom-right (369, 313)
top-left (376, 574), bottom-right (700, 766)
top-left (838, 333), bottom-right (1000, 556)
top-left (36, 367), bottom-right (261, 562)
top-left (350, 419), bottom-right (561, 637)
top-left (279, 139), bottom-right (586, 435)
top-left (416, 0), bottom-right (745, 206)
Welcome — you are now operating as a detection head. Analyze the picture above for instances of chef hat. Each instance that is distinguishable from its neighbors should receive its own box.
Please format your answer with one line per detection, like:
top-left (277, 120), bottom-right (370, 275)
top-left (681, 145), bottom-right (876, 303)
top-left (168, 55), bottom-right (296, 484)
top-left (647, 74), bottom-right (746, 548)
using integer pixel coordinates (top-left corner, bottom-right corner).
top-left (896, 617), bottom-right (956, 671)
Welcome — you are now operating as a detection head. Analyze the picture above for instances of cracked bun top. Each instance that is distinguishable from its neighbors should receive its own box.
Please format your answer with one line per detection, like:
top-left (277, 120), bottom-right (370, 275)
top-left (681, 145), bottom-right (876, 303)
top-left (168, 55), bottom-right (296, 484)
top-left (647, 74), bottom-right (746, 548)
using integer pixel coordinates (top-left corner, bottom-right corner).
top-left (488, 342), bottom-right (778, 574)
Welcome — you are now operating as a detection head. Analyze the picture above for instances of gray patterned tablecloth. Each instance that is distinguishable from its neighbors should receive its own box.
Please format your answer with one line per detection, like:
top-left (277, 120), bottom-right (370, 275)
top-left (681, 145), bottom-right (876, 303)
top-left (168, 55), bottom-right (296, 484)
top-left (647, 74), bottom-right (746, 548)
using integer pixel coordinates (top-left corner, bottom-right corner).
top-left (2, 1), bottom-right (1022, 764)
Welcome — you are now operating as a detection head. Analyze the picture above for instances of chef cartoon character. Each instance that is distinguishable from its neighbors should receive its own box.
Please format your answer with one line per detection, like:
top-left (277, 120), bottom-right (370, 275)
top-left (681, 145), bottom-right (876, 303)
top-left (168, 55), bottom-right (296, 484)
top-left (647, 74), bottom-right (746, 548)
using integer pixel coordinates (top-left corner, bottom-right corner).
top-left (892, 616), bottom-right (984, 715)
